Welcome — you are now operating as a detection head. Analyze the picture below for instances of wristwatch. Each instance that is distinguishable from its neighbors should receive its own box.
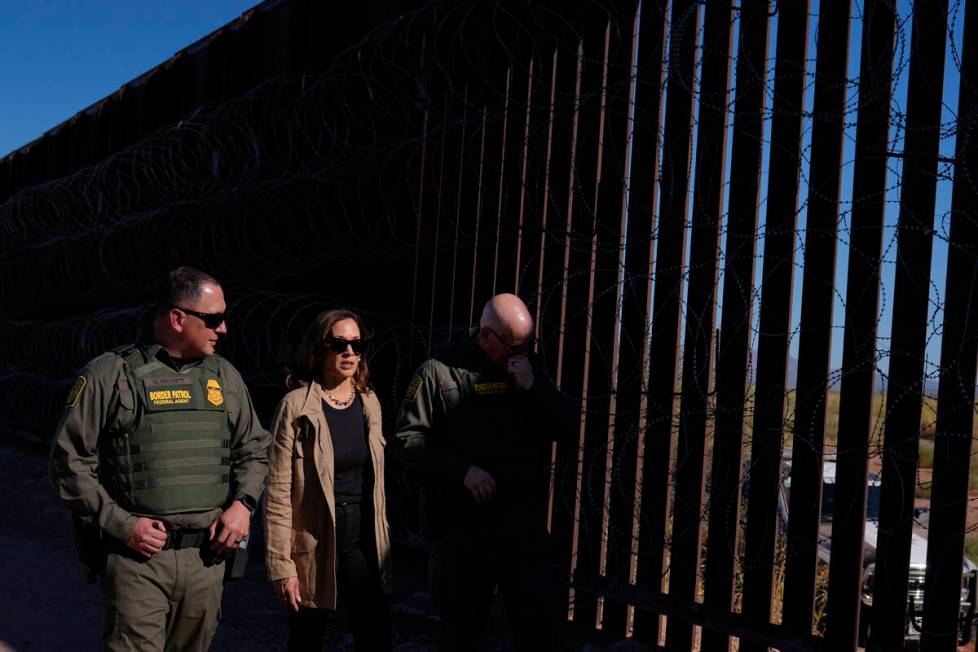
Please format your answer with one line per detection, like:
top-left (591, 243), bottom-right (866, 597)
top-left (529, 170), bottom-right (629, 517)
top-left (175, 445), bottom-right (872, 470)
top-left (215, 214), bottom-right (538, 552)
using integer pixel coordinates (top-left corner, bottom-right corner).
top-left (238, 495), bottom-right (258, 513)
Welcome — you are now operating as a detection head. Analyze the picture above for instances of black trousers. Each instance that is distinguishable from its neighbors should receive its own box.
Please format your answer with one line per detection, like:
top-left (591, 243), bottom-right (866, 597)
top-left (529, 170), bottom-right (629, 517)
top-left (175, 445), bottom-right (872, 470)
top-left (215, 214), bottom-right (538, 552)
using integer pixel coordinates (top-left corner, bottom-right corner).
top-left (287, 502), bottom-right (391, 651)
top-left (429, 520), bottom-right (561, 652)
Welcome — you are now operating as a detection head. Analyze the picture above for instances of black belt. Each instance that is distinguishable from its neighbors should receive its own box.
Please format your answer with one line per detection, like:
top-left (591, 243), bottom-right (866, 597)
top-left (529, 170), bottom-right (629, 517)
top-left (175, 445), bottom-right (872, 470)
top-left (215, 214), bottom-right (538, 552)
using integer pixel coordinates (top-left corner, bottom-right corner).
top-left (106, 527), bottom-right (210, 557)
top-left (162, 528), bottom-right (210, 550)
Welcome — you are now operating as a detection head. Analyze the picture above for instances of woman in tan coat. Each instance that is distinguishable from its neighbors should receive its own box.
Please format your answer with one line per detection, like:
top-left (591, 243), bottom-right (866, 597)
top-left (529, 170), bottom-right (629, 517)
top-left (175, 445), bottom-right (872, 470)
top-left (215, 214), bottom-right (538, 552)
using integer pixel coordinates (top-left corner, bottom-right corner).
top-left (265, 309), bottom-right (392, 651)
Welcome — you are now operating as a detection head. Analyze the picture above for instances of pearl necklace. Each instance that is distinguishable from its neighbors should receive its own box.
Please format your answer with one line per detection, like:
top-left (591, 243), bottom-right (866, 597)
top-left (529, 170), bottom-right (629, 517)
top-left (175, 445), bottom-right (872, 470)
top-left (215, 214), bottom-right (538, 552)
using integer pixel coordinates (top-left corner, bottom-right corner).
top-left (323, 386), bottom-right (356, 407)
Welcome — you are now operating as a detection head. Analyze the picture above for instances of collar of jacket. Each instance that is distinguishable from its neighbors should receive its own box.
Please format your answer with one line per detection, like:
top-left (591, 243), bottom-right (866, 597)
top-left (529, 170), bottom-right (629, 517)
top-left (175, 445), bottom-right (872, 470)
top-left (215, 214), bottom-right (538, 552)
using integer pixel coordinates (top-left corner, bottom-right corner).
top-left (134, 333), bottom-right (208, 372)
top-left (295, 380), bottom-right (380, 426)
top-left (435, 336), bottom-right (492, 371)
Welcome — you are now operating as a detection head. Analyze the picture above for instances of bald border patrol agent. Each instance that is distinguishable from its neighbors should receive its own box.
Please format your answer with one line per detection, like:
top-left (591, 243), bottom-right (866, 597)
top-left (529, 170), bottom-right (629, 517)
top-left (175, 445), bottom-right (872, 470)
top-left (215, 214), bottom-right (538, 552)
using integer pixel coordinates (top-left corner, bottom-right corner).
top-left (49, 267), bottom-right (270, 652)
top-left (392, 294), bottom-right (578, 651)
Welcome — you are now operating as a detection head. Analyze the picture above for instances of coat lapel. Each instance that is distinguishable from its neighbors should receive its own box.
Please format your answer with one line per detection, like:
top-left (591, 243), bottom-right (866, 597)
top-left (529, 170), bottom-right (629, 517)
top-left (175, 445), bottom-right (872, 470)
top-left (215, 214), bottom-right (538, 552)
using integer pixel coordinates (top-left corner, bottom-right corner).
top-left (296, 381), bottom-right (335, 525)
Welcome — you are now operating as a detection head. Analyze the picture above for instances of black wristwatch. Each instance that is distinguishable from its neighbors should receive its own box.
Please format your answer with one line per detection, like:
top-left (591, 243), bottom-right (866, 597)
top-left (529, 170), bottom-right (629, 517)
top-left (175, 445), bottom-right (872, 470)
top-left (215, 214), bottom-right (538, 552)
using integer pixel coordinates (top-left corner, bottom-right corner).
top-left (238, 495), bottom-right (258, 513)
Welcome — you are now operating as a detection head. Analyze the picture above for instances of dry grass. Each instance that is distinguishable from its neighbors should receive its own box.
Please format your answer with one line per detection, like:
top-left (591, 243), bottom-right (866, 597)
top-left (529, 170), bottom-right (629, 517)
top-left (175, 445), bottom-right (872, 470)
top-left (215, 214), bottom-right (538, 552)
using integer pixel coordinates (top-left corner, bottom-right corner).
top-left (966, 537), bottom-right (978, 565)
top-left (682, 388), bottom-right (978, 638)
top-left (768, 391), bottom-right (967, 448)
top-left (919, 440), bottom-right (935, 469)
top-left (708, 389), bottom-right (978, 634)
top-left (793, 392), bottom-right (940, 447)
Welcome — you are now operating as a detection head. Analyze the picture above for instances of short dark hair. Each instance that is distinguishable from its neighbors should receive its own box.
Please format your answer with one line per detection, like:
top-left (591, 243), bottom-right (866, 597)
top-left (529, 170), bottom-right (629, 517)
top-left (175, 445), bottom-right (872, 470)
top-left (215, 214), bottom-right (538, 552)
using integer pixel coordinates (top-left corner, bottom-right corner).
top-left (156, 267), bottom-right (220, 313)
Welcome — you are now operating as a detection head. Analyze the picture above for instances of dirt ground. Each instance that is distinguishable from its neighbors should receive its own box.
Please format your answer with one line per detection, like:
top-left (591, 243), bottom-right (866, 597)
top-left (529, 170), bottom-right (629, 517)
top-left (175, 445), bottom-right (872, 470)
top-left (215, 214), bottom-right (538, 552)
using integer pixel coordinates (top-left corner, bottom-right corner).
top-left (8, 431), bottom-right (973, 651)
top-left (0, 436), bottom-right (643, 652)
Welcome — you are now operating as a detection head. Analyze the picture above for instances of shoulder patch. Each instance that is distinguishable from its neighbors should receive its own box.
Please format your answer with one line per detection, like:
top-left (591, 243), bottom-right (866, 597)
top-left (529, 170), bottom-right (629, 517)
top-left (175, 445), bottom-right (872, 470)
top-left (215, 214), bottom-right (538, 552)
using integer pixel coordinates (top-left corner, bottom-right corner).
top-left (66, 376), bottom-right (87, 408)
top-left (404, 374), bottom-right (423, 402)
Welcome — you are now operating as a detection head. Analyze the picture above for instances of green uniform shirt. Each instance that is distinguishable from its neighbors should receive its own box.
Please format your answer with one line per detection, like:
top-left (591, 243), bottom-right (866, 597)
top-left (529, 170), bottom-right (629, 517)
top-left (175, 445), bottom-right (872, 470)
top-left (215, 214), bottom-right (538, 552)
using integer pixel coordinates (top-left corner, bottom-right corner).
top-left (49, 340), bottom-right (271, 543)
top-left (392, 339), bottom-right (577, 534)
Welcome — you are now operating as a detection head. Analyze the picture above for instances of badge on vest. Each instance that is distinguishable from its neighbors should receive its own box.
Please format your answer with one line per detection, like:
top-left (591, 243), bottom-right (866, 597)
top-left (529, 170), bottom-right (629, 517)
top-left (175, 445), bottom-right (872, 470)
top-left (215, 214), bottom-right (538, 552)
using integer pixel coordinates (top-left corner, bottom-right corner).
top-left (207, 378), bottom-right (224, 406)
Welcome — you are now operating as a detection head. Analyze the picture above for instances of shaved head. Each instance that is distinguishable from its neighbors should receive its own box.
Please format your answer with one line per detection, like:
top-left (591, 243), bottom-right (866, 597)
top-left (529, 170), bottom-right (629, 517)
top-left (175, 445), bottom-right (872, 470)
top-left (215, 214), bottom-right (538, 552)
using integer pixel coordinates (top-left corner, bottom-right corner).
top-left (478, 294), bottom-right (534, 367)
top-left (481, 294), bottom-right (534, 339)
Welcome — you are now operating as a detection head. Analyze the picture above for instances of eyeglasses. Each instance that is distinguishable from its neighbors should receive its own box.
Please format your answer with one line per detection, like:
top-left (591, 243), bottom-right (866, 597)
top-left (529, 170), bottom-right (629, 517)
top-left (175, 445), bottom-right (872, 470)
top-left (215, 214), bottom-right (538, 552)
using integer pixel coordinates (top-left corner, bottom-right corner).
top-left (172, 306), bottom-right (226, 330)
top-left (326, 336), bottom-right (366, 355)
top-left (487, 327), bottom-right (533, 355)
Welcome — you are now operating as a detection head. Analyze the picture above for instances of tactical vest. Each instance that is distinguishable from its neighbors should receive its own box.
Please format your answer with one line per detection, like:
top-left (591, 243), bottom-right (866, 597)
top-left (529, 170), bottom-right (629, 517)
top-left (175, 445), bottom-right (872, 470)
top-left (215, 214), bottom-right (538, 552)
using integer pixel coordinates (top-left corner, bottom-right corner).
top-left (99, 346), bottom-right (233, 515)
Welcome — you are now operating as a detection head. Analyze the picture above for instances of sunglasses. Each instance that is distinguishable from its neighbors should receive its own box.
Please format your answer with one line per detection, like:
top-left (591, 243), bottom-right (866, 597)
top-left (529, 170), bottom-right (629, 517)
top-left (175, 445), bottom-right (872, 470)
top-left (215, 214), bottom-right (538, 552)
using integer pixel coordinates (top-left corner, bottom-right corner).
top-left (487, 327), bottom-right (533, 355)
top-left (326, 336), bottom-right (366, 355)
top-left (173, 306), bottom-right (226, 330)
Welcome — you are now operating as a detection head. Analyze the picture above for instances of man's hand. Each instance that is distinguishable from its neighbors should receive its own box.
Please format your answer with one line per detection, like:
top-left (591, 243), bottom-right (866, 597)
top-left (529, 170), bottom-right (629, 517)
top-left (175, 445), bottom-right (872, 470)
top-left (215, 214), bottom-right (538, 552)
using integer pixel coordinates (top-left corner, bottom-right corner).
top-left (464, 465), bottom-right (497, 505)
top-left (507, 354), bottom-right (534, 391)
top-left (275, 576), bottom-right (302, 612)
top-left (209, 500), bottom-right (251, 554)
top-left (127, 517), bottom-right (167, 558)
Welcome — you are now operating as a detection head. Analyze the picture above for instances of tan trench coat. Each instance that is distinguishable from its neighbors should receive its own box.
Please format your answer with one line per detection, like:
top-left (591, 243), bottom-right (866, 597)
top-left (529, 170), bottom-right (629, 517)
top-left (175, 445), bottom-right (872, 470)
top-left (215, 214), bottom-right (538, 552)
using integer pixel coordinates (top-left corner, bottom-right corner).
top-left (264, 381), bottom-right (392, 608)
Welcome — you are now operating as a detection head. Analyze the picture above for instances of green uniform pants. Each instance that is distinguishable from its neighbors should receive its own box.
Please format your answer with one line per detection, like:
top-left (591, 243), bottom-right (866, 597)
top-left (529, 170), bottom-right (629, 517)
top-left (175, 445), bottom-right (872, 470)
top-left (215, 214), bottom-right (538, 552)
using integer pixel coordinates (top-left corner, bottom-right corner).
top-left (100, 547), bottom-right (225, 652)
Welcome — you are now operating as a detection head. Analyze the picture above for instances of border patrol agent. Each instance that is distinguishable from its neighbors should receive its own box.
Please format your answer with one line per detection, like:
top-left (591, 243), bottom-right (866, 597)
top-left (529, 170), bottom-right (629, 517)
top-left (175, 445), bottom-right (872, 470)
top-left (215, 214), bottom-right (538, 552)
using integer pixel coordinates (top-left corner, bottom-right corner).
top-left (392, 294), bottom-right (577, 651)
top-left (49, 267), bottom-right (270, 651)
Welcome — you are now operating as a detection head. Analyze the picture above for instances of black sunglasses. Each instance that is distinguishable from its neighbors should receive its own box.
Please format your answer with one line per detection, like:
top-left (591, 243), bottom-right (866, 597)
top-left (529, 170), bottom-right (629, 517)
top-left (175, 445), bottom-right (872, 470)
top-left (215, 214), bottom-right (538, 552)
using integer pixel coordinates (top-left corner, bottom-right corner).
top-left (487, 327), bottom-right (533, 355)
top-left (326, 336), bottom-right (366, 355)
top-left (173, 306), bottom-right (226, 330)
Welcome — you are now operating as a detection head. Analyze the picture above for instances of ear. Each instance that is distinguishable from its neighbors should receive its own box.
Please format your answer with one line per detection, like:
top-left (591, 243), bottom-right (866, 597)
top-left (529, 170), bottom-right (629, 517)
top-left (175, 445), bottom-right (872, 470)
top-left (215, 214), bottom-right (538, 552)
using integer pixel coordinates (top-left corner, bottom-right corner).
top-left (169, 308), bottom-right (185, 333)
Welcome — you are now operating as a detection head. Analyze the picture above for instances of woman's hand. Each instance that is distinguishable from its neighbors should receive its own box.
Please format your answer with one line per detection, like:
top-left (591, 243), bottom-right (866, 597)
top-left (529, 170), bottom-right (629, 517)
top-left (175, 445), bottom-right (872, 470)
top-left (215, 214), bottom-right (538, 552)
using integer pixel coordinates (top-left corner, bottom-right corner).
top-left (275, 576), bottom-right (302, 612)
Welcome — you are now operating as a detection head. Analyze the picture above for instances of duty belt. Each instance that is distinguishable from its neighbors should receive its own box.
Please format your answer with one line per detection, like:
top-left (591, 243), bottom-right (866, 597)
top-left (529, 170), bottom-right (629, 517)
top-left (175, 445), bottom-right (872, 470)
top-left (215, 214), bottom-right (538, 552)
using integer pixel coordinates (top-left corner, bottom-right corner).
top-left (162, 528), bottom-right (210, 550)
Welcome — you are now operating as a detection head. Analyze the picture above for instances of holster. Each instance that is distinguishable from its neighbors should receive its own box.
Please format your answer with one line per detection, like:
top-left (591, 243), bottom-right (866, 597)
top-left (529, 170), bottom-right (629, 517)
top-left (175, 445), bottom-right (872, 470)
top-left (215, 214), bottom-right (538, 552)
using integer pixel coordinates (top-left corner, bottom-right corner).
top-left (71, 513), bottom-right (106, 585)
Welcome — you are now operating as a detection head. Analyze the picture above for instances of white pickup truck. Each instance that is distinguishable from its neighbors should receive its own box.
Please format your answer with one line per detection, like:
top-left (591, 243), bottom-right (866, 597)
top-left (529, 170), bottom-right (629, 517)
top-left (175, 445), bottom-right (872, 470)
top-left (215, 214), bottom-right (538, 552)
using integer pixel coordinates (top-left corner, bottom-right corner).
top-left (777, 451), bottom-right (977, 645)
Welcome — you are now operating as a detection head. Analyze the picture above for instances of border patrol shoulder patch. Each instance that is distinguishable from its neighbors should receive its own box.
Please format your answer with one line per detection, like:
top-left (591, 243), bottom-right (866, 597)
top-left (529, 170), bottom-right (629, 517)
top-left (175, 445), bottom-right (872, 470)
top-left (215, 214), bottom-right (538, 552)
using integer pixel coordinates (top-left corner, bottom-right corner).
top-left (66, 376), bottom-right (87, 408)
top-left (404, 375), bottom-right (423, 402)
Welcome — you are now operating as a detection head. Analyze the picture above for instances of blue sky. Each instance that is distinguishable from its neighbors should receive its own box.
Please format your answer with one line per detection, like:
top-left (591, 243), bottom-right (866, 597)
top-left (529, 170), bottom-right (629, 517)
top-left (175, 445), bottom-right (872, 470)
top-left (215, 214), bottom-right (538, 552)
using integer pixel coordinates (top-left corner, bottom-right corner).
top-left (0, 0), bottom-right (258, 158)
top-left (696, 0), bottom-right (962, 378)
top-left (800, 0), bottom-right (960, 377)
